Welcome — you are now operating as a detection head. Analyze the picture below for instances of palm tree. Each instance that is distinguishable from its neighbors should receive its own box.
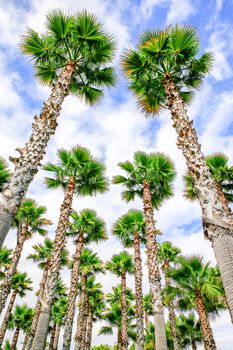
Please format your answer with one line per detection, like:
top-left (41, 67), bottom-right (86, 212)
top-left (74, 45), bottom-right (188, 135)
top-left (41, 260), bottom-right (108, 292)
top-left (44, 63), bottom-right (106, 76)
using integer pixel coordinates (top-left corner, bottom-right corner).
top-left (10, 304), bottom-right (34, 350)
top-left (112, 210), bottom-right (145, 350)
top-left (0, 10), bottom-right (116, 248)
top-left (158, 241), bottom-right (181, 350)
top-left (113, 151), bottom-right (175, 350)
top-left (0, 158), bottom-right (10, 192)
top-left (49, 296), bottom-right (67, 350)
top-left (0, 247), bottom-right (12, 280)
top-left (32, 146), bottom-right (108, 350)
top-left (167, 256), bottom-right (224, 350)
top-left (74, 249), bottom-right (104, 350)
top-left (144, 322), bottom-right (155, 350)
top-left (106, 251), bottom-right (134, 350)
top-left (0, 272), bottom-right (33, 347)
top-left (0, 199), bottom-right (51, 314)
top-left (25, 238), bottom-right (68, 350)
top-left (176, 313), bottom-right (202, 350)
top-left (92, 346), bottom-right (112, 350)
top-left (63, 209), bottom-right (106, 350)
top-left (121, 25), bottom-right (233, 320)
top-left (143, 294), bottom-right (153, 329)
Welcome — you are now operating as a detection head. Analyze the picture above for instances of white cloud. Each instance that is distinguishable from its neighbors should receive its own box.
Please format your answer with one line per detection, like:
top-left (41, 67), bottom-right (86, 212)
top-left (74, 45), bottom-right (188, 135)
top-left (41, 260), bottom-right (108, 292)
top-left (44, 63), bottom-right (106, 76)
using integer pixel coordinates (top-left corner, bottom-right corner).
top-left (166, 0), bottom-right (196, 24)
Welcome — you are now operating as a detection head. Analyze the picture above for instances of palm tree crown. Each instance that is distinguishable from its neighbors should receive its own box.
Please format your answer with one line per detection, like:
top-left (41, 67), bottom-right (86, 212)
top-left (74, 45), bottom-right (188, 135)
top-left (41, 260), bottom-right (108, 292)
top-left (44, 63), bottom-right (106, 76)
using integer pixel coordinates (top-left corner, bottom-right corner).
top-left (106, 251), bottom-right (134, 277)
top-left (11, 272), bottom-right (33, 297)
top-left (0, 247), bottom-right (13, 279)
top-left (79, 248), bottom-right (105, 276)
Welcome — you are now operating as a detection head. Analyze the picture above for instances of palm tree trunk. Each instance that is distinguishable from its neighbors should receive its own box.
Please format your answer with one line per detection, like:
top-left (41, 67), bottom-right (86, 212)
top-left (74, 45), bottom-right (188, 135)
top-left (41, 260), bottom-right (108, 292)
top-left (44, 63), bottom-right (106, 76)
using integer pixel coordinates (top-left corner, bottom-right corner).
top-left (53, 324), bottom-right (61, 350)
top-left (10, 327), bottom-right (20, 350)
top-left (191, 339), bottom-right (197, 350)
top-left (80, 297), bottom-right (88, 350)
top-left (22, 333), bottom-right (29, 350)
top-left (49, 323), bottom-right (56, 350)
top-left (143, 180), bottom-right (167, 350)
top-left (117, 328), bottom-right (122, 350)
top-left (144, 312), bottom-right (149, 329)
top-left (0, 62), bottom-right (76, 248)
top-left (121, 273), bottom-right (128, 350)
top-left (85, 305), bottom-right (93, 350)
top-left (133, 232), bottom-right (144, 350)
top-left (195, 290), bottom-right (217, 350)
top-left (0, 289), bottom-right (17, 346)
top-left (24, 266), bottom-right (49, 350)
top-left (0, 226), bottom-right (27, 314)
top-left (62, 232), bottom-right (84, 350)
top-left (32, 176), bottom-right (75, 350)
top-left (163, 76), bottom-right (233, 321)
top-left (74, 274), bottom-right (87, 350)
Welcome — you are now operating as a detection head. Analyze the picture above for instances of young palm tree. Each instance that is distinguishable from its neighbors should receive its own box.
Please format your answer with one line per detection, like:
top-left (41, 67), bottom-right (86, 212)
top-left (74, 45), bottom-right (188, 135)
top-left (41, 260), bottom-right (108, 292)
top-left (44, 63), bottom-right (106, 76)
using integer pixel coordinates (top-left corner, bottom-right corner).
top-left (74, 249), bottom-right (104, 350)
top-left (0, 199), bottom-right (51, 314)
top-left (158, 241), bottom-right (181, 350)
top-left (32, 146), bottom-right (108, 350)
top-left (121, 25), bottom-right (233, 319)
top-left (0, 272), bottom-right (33, 347)
top-left (0, 247), bottom-right (13, 280)
top-left (0, 158), bottom-right (10, 192)
top-left (0, 10), bottom-right (116, 247)
top-left (25, 238), bottom-right (68, 350)
top-left (167, 256), bottom-right (224, 350)
top-left (106, 251), bottom-right (134, 350)
top-left (49, 296), bottom-right (67, 350)
top-left (10, 304), bottom-right (34, 350)
top-left (113, 151), bottom-right (175, 350)
top-left (63, 209), bottom-right (106, 350)
top-left (176, 313), bottom-right (202, 350)
top-left (143, 294), bottom-right (153, 329)
top-left (112, 210), bottom-right (146, 350)
top-left (144, 322), bottom-right (155, 350)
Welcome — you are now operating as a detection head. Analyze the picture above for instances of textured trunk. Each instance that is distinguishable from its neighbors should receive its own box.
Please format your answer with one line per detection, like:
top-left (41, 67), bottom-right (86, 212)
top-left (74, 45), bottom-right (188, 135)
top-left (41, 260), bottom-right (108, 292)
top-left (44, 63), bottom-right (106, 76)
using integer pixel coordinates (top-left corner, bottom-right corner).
top-left (191, 339), bottom-right (197, 350)
top-left (117, 328), bottom-right (122, 350)
top-left (0, 289), bottom-right (17, 346)
top-left (133, 232), bottom-right (144, 350)
top-left (0, 62), bottom-right (75, 248)
top-left (0, 225), bottom-right (27, 314)
top-left (80, 296), bottom-right (88, 350)
top-left (22, 333), bottom-right (29, 350)
top-left (145, 312), bottom-right (149, 329)
top-left (195, 290), bottom-right (217, 350)
top-left (121, 273), bottom-right (128, 350)
top-left (53, 324), bottom-right (61, 350)
top-left (32, 176), bottom-right (75, 350)
top-left (74, 274), bottom-right (87, 350)
top-left (163, 77), bottom-right (233, 320)
top-left (143, 180), bottom-right (167, 350)
top-left (25, 266), bottom-right (49, 350)
top-left (10, 327), bottom-right (20, 350)
top-left (85, 305), bottom-right (93, 350)
top-left (62, 232), bottom-right (84, 350)
top-left (49, 323), bottom-right (56, 350)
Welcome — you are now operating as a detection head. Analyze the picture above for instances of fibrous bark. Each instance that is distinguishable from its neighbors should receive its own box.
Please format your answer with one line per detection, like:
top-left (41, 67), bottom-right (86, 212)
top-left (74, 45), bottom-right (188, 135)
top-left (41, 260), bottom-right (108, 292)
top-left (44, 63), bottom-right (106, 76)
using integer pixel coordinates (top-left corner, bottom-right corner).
top-left (143, 180), bottom-right (167, 350)
top-left (133, 232), bottom-right (144, 350)
top-left (74, 274), bottom-right (88, 350)
top-left (32, 176), bottom-right (75, 350)
top-left (121, 273), bottom-right (128, 350)
top-left (0, 62), bottom-right (75, 248)
top-left (49, 323), bottom-right (56, 350)
top-left (191, 339), bottom-right (197, 350)
top-left (62, 232), bottom-right (84, 350)
top-left (10, 327), bottom-right (20, 350)
top-left (163, 76), bottom-right (233, 321)
top-left (85, 305), bottom-right (93, 350)
top-left (53, 324), bottom-right (61, 350)
top-left (0, 289), bottom-right (17, 346)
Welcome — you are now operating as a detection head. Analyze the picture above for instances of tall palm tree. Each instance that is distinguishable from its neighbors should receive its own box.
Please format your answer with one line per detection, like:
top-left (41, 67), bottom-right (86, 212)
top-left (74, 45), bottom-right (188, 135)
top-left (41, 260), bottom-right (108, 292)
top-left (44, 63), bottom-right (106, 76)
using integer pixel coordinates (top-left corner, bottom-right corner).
top-left (0, 247), bottom-right (12, 280)
top-left (63, 209), bottom-right (106, 350)
top-left (10, 304), bottom-right (34, 350)
top-left (167, 256), bottom-right (224, 350)
top-left (0, 272), bottom-right (33, 347)
top-left (0, 158), bottom-right (10, 192)
top-left (25, 238), bottom-right (68, 350)
top-left (106, 251), bottom-right (134, 350)
top-left (176, 313), bottom-right (202, 350)
top-left (113, 151), bottom-right (175, 350)
top-left (32, 146), bottom-right (108, 350)
top-left (158, 241), bottom-right (181, 350)
top-left (0, 199), bottom-right (51, 314)
top-left (112, 210), bottom-right (145, 350)
top-left (0, 10), bottom-right (116, 247)
top-left (121, 25), bottom-right (233, 319)
top-left (74, 249), bottom-right (104, 350)
top-left (49, 296), bottom-right (67, 350)
top-left (143, 294), bottom-right (153, 329)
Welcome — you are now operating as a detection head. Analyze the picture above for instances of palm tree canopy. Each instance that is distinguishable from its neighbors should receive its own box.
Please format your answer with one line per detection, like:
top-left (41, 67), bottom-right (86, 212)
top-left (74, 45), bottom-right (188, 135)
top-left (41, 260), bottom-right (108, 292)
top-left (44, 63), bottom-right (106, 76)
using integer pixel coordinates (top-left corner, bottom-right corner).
top-left (106, 284), bottom-right (134, 305)
top-left (143, 293), bottom-right (153, 315)
top-left (68, 208), bottom-right (107, 243)
top-left (27, 237), bottom-right (69, 269)
top-left (113, 151), bottom-right (175, 209)
top-left (11, 304), bottom-right (34, 332)
top-left (121, 25), bottom-right (213, 115)
top-left (184, 153), bottom-right (233, 203)
top-left (54, 276), bottom-right (67, 301)
top-left (106, 251), bottom-right (134, 277)
top-left (51, 295), bottom-right (67, 325)
top-left (11, 272), bottom-right (33, 297)
top-left (176, 313), bottom-right (202, 346)
top-left (44, 145), bottom-right (108, 196)
top-left (13, 199), bottom-right (52, 237)
top-left (0, 247), bottom-right (13, 279)
top-left (112, 209), bottom-right (146, 247)
top-left (79, 248), bottom-right (105, 276)
top-left (20, 10), bottom-right (116, 105)
top-left (0, 157), bottom-right (11, 192)
top-left (158, 241), bottom-right (181, 269)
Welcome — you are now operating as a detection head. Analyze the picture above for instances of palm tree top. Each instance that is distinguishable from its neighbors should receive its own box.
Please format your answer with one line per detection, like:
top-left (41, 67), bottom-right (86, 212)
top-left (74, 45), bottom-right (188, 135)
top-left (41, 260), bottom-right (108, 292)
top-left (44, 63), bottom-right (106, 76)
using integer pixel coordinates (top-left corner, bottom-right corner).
top-left (0, 157), bottom-right (11, 192)
top-left (11, 272), bottom-right (33, 296)
top-left (113, 151), bottom-right (175, 209)
top-left (11, 304), bottom-right (34, 332)
top-left (106, 284), bottom-right (134, 305)
top-left (79, 248), bottom-right (105, 276)
top-left (106, 250), bottom-right (134, 277)
top-left (20, 9), bottom-right (116, 104)
top-left (68, 208), bottom-right (107, 243)
top-left (158, 240), bottom-right (181, 268)
top-left (44, 145), bottom-right (108, 196)
top-left (112, 209), bottom-right (146, 246)
top-left (121, 25), bottom-right (213, 115)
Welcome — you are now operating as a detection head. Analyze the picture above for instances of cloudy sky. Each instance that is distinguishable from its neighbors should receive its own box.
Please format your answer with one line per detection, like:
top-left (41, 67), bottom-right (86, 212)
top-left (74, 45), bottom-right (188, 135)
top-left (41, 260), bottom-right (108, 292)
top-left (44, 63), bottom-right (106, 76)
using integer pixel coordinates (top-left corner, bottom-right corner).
top-left (1, 0), bottom-right (233, 349)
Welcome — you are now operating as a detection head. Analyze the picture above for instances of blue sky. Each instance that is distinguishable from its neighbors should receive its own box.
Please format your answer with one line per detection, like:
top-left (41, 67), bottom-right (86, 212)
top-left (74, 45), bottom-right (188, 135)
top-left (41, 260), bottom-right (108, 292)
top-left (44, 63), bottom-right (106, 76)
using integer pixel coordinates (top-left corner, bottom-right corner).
top-left (1, 0), bottom-right (233, 348)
